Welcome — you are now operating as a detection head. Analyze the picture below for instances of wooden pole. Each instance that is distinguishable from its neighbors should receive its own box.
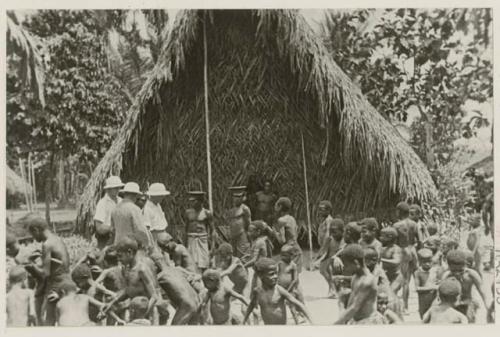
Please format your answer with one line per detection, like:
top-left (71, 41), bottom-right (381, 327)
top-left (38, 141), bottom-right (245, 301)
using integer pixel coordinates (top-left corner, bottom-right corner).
top-left (301, 131), bottom-right (314, 270)
top-left (19, 158), bottom-right (31, 212)
top-left (203, 11), bottom-right (213, 212)
top-left (28, 153), bottom-right (36, 210)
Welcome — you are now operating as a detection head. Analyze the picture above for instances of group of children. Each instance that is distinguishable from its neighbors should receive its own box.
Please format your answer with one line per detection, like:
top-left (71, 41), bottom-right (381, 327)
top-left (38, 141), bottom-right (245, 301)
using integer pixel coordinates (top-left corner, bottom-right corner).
top-left (5, 200), bottom-right (495, 326)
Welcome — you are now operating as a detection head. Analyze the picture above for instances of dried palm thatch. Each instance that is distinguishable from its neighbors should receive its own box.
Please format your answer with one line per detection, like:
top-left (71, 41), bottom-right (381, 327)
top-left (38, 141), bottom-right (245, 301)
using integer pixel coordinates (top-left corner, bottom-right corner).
top-left (7, 165), bottom-right (32, 196)
top-left (76, 10), bottom-right (436, 240)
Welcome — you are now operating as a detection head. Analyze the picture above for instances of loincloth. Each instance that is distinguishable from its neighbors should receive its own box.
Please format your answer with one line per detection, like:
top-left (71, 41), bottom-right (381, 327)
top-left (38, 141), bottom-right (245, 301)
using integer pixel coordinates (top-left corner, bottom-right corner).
top-left (348, 311), bottom-right (388, 325)
top-left (187, 233), bottom-right (210, 269)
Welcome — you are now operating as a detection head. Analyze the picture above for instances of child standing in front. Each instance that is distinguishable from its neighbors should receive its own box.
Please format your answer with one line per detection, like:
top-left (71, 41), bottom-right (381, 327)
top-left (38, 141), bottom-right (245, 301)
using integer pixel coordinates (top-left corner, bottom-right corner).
top-left (6, 266), bottom-right (36, 327)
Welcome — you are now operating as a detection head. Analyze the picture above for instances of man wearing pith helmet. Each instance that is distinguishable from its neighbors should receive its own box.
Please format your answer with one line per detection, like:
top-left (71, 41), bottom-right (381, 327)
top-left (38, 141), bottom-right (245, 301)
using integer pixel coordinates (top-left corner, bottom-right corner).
top-left (93, 176), bottom-right (124, 249)
top-left (144, 183), bottom-right (171, 244)
top-left (110, 182), bottom-right (152, 250)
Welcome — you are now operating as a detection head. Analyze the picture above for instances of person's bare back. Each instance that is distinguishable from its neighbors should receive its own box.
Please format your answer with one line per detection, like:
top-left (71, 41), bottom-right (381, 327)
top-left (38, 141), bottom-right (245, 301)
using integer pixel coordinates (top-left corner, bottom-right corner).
top-left (57, 293), bottom-right (94, 326)
top-left (349, 273), bottom-right (377, 321)
top-left (423, 304), bottom-right (468, 324)
top-left (6, 286), bottom-right (35, 327)
top-left (172, 245), bottom-right (196, 273)
top-left (255, 285), bottom-right (288, 324)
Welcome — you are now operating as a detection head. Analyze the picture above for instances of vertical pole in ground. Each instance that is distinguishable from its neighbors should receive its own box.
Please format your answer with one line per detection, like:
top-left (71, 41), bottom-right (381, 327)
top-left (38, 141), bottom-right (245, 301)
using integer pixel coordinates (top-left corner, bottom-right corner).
top-left (203, 11), bottom-right (213, 213)
top-left (301, 131), bottom-right (314, 270)
top-left (19, 158), bottom-right (31, 212)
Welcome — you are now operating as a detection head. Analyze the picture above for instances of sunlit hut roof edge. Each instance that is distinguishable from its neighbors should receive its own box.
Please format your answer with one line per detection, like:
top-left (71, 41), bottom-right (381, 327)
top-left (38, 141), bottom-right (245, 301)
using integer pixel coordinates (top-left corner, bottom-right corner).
top-left (76, 10), bottom-right (437, 234)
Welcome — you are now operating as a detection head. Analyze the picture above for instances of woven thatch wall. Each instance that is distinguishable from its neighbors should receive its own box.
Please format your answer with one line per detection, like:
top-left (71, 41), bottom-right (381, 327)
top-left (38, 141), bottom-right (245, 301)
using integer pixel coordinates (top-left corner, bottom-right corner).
top-left (77, 10), bottom-right (437, 241)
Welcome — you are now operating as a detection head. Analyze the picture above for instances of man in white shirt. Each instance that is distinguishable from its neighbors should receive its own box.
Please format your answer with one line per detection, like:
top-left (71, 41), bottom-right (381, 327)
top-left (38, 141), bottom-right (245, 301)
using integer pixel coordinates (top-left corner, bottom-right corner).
top-left (93, 176), bottom-right (124, 249)
top-left (143, 183), bottom-right (171, 244)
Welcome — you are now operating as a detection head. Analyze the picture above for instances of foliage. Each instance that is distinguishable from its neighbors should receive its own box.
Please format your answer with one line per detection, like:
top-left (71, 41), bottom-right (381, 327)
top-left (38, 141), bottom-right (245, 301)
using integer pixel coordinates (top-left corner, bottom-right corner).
top-left (321, 8), bottom-right (492, 172)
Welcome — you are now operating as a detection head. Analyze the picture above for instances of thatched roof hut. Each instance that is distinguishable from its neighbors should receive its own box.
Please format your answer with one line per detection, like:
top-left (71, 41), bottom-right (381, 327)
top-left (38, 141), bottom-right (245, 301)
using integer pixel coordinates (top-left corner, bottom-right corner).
top-left (77, 10), bottom-right (436, 239)
top-left (7, 165), bottom-right (32, 196)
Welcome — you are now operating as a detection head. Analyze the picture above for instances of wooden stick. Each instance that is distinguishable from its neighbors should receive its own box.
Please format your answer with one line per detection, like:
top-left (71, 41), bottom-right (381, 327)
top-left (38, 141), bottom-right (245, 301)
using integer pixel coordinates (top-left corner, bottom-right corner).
top-left (301, 131), bottom-right (314, 270)
top-left (19, 158), bottom-right (31, 212)
top-left (203, 11), bottom-right (213, 212)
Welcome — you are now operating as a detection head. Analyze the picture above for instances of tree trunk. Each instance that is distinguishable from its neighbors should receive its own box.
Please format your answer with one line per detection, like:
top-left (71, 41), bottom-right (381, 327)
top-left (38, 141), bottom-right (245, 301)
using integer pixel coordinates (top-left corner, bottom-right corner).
top-left (45, 155), bottom-right (53, 225)
top-left (57, 156), bottom-right (68, 208)
top-left (424, 119), bottom-right (435, 168)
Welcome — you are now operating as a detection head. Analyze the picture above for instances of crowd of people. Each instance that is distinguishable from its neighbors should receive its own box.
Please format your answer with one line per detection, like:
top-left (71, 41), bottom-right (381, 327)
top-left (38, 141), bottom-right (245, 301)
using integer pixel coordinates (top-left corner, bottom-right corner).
top-left (5, 175), bottom-right (495, 326)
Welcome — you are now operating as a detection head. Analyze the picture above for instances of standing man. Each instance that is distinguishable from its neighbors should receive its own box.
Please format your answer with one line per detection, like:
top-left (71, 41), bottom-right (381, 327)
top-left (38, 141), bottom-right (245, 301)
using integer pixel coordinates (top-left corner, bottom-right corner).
top-left (26, 216), bottom-right (71, 326)
top-left (93, 176), bottom-right (124, 249)
top-left (185, 191), bottom-right (214, 273)
top-left (144, 183), bottom-right (171, 244)
top-left (254, 179), bottom-right (277, 227)
top-left (409, 204), bottom-right (428, 250)
top-left (110, 182), bottom-right (152, 251)
top-left (226, 186), bottom-right (252, 259)
top-left (317, 200), bottom-right (335, 248)
top-left (392, 202), bottom-right (419, 314)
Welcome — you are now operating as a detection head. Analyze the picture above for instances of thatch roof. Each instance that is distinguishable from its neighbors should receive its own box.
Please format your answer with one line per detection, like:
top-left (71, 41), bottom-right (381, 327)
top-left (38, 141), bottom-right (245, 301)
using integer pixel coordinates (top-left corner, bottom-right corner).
top-left (466, 154), bottom-right (493, 177)
top-left (76, 10), bottom-right (436, 238)
top-left (7, 165), bottom-right (32, 196)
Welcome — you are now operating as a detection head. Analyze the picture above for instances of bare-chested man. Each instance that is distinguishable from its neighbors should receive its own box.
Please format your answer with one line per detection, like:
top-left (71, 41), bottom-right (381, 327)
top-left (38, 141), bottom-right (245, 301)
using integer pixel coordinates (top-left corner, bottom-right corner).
top-left (102, 237), bottom-right (163, 324)
top-left (254, 180), bottom-right (277, 228)
top-left (26, 216), bottom-right (70, 326)
top-left (226, 186), bottom-right (252, 259)
top-left (393, 202), bottom-right (419, 312)
top-left (316, 200), bottom-right (335, 248)
top-left (274, 197), bottom-right (303, 272)
top-left (185, 191), bottom-right (214, 273)
top-left (151, 254), bottom-right (201, 325)
top-left (156, 232), bottom-right (196, 273)
top-left (335, 244), bottom-right (387, 325)
top-left (379, 227), bottom-right (404, 293)
top-left (243, 258), bottom-right (312, 325)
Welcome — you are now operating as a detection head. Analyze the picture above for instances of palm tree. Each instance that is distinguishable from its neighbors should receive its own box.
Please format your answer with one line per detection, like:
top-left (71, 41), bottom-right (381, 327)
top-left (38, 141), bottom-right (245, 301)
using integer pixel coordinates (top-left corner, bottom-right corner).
top-left (6, 11), bottom-right (46, 107)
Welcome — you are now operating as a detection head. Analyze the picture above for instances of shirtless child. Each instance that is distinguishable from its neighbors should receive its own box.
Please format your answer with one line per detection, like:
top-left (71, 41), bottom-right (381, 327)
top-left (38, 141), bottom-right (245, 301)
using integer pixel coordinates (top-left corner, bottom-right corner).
top-left (359, 218), bottom-right (382, 255)
top-left (216, 243), bottom-right (249, 294)
top-left (442, 249), bottom-right (490, 323)
top-left (201, 269), bottom-right (249, 325)
top-left (424, 236), bottom-right (442, 267)
top-left (465, 215), bottom-right (483, 277)
top-left (156, 232), bottom-right (196, 273)
top-left (379, 227), bottom-right (404, 293)
top-left (55, 280), bottom-right (117, 326)
top-left (6, 266), bottom-right (36, 327)
top-left (278, 245), bottom-right (305, 323)
top-left (414, 248), bottom-right (441, 319)
top-left (335, 244), bottom-right (387, 324)
top-left (314, 218), bottom-right (345, 298)
top-left (423, 278), bottom-right (468, 324)
top-left (127, 296), bottom-right (152, 326)
top-left (377, 292), bottom-right (402, 324)
top-left (244, 258), bottom-right (313, 325)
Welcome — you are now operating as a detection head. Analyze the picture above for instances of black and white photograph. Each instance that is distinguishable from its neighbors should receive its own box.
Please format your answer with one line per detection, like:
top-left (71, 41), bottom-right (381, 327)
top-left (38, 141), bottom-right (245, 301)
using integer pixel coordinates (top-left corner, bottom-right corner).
top-left (4, 5), bottom-right (496, 327)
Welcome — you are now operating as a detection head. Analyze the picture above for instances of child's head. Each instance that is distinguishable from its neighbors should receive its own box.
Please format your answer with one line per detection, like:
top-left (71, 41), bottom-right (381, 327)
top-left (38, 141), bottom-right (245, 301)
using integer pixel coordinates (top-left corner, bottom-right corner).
top-left (274, 197), bottom-right (292, 214)
top-left (446, 249), bottom-right (466, 274)
top-left (427, 223), bottom-right (438, 236)
top-left (6, 232), bottom-right (20, 258)
top-left (396, 201), bottom-right (410, 219)
top-left (377, 292), bottom-right (389, 313)
top-left (156, 232), bottom-right (176, 252)
top-left (116, 236), bottom-right (139, 265)
top-left (344, 222), bottom-right (361, 244)
top-left (441, 237), bottom-right (459, 256)
top-left (248, 220), bottom-right (267, 240)
top-left (129, 296), bottom-right (149, 320)
top-left (463, 250), bottom-right (474, 269)
top-left (27, 216), bottom-right (49, 242)
top-left (95, 224), bottom-right (112, 246)
top-left (202, 269), bottom-right (221, 291)
top-left (280, 244), bottom-right (295, 263)
top-left (255, 258), bottom-right (278, 287)
top-left (339, 244), bottom-right (365, 275)
top-left (71, 263), bottom-right (92, 290)
top-left (360, 218), bottom-right (378, 243)
top-left (363, 247), bottom-right (379, 272)
top-left (318, 200), bottom-right (333, 217)
top-left (59, 280), bottom-right (78, 297)
top-left (330, 218), bottom-right (344, 241)
top-left (417, 248), bottom-right (433, 271)
top-left (104, 245), bottom-right (118, 267)
top-left (9, 265), bottom-right (27, 286)
top-left (438, 278), bottom-right (462, 305)
top-left (424, 236), bottom-right (441, 254)
top-left (379, 227), bottom-right (398, 246)
top-left (409, 204), bottom-right (421, 222)
top-left (216, 243), bottom-right (233, 266)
